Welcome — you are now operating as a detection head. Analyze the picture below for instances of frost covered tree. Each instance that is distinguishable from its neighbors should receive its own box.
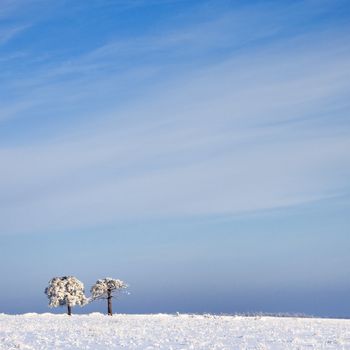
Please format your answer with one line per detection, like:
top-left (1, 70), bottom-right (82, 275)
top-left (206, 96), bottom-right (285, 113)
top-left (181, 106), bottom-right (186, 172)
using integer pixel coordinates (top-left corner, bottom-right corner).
top-left (45, 276), bottom-right (88, 315)
top-left (90, 278), bottom-right (128, 316)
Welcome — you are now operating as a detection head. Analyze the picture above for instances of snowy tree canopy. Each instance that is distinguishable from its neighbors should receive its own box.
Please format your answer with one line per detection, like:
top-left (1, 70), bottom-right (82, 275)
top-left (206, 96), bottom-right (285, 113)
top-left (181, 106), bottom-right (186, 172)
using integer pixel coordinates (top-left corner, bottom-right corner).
top-left (90, 278), bottom-right (128, 300)
top-left (45, 276), bottom-right (88, 308)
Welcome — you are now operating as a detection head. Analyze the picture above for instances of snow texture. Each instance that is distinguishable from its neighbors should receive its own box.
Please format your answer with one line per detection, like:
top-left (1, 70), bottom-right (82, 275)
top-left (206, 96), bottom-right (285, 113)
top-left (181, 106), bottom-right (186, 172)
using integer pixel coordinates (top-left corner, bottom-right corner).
top-left (1, 313), bottom-right (350, 349)
top-left (90, 278), bottom-right (128, 300)
top-left (45, 276), bottom-right (88, 308)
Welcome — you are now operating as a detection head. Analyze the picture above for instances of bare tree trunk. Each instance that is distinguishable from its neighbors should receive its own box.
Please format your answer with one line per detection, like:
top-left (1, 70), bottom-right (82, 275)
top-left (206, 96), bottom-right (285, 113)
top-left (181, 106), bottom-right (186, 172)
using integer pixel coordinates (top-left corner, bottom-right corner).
top-left (107, 290), bottom-right (112, 316)
top-left (67, 304), bottom-right (72, 316)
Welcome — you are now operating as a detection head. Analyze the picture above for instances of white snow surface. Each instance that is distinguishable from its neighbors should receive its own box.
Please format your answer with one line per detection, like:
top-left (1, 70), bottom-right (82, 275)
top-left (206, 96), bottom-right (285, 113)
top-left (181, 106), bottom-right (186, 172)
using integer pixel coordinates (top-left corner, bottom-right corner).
top-left (1, 313), bottom-right (350, 349)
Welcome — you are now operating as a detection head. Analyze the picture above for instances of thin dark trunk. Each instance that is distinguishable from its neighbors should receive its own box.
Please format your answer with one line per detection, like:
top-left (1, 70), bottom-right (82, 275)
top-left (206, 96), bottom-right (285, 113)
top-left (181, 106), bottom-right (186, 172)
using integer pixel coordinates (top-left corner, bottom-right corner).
top-left (67, 304), bottom-right (72, 316)
top-left (107, 290), bottom-right (112, 316)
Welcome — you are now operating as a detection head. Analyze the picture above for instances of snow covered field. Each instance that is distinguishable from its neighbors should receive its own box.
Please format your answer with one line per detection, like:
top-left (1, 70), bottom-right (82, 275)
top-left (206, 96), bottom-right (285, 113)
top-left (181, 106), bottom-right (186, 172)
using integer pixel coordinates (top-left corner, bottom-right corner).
top-left (1, 313), bottom-right (350, 349)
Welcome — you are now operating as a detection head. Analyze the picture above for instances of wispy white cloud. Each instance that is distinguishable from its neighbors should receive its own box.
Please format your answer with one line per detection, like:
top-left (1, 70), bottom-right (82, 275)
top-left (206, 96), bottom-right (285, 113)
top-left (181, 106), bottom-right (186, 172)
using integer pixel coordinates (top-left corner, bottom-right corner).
top-left (0, 1), bottom-right (349, 235)
top-left (1, 28), bottom-right (350, 234)
top-left (2, 0), bottom-right (349, 122)
top-left (0, 24), bottom-right (29, 45)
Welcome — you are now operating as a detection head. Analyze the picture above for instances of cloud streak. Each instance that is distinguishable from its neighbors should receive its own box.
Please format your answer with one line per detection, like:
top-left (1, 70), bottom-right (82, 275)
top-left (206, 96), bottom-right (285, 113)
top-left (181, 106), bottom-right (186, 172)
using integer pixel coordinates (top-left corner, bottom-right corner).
top-left (0, 1), bottom-right (349, 235)
top-left (0, 25), bottom-right (29, 45)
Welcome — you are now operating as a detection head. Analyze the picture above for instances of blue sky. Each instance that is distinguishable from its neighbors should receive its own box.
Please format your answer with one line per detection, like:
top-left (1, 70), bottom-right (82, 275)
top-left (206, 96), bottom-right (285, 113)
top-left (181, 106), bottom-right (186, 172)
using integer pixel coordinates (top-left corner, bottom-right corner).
top-left (0, 0), bottom-right (350, 317)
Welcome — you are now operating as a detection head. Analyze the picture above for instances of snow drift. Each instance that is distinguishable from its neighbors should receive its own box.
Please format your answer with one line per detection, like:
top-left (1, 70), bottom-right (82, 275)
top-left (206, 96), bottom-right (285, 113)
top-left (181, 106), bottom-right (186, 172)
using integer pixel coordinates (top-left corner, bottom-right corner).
top-left (0, 313), bottom-right (349, 349)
